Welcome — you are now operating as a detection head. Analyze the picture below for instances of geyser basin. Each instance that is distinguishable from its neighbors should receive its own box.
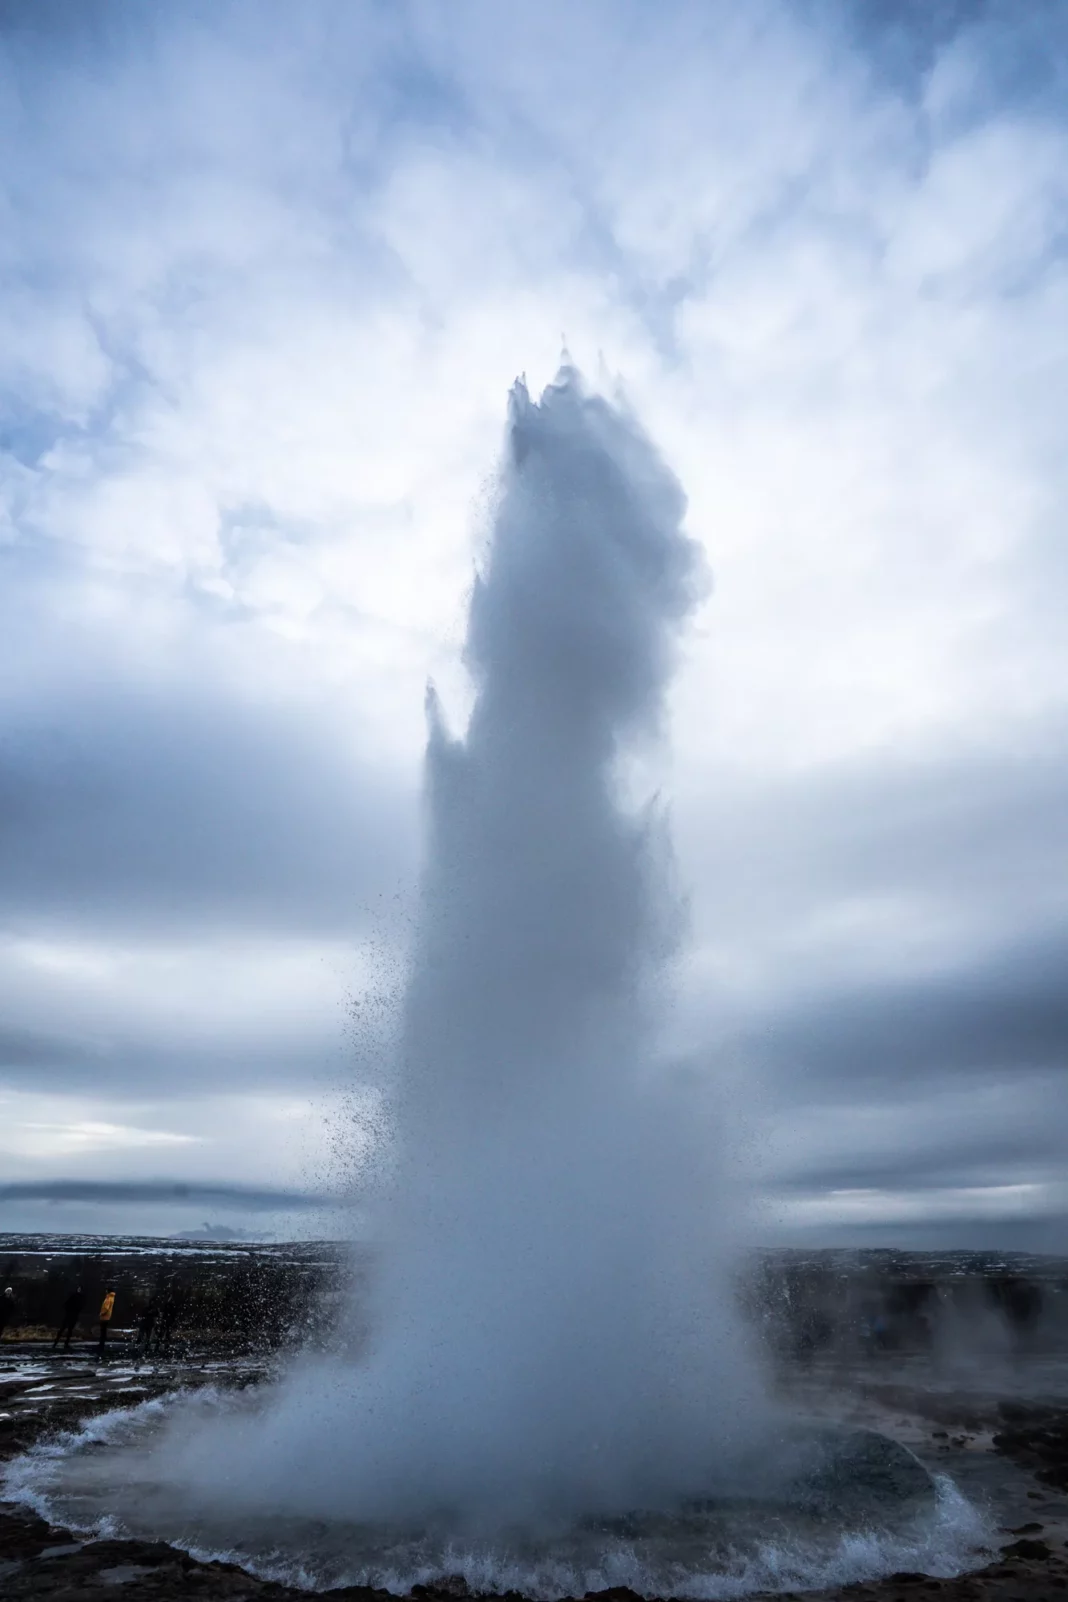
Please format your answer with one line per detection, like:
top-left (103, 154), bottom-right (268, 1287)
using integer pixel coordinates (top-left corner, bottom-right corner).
top-left (6, 1390), bottom-right (988, 1598)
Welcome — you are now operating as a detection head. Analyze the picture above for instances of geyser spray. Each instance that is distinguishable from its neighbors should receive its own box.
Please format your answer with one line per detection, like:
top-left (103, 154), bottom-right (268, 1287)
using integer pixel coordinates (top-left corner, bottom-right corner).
top-left (191, 365), bottom-right (767, 1527)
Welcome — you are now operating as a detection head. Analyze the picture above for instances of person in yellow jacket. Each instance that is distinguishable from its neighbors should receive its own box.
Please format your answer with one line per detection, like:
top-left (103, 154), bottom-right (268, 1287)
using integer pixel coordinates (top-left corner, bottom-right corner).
top-left (97, 1287), bottom-right (116, 1358)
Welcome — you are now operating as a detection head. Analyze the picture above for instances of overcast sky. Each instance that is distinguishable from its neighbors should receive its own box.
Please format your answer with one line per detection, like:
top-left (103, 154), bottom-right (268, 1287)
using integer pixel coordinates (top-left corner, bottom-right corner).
top-left (1, 0), bottom-right (1066, 1246)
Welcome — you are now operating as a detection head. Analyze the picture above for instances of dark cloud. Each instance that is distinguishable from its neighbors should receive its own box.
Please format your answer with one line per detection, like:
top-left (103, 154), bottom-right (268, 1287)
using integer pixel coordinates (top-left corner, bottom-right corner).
top-left (682, 728), bottom-right (1068, 973)
top-left (0, 1034), bottom-right (346, 1097)
top-left (774, 1112), bottom-right (1066, 1194)
top-left (851, 0), bottom-right (987, 82)
top-left (852, 0), bottom-right (1068, 108)
top-left (0, 1025), bottom-right (93, 1070)
top-left (750, 924), bottom-right (1068, 1091)
top-left (0, 646), bottom-right (415, 940)
top-left (0, 1179), bottom-right (325, 1210)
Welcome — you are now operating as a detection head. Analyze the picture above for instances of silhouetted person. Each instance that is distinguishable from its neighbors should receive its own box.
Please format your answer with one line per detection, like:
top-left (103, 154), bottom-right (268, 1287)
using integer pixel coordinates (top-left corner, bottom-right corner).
top-left (53, 1286), bottom-right (85, 1351)
top-left (154, 1281), bottom-right (182, 1354)
top-left (0, 1286), bottom-right (16, 1341)
top-left (134, 1296), bottom-right (160, 1355)
top-left (96, 1287), bottom-right (116, 1357)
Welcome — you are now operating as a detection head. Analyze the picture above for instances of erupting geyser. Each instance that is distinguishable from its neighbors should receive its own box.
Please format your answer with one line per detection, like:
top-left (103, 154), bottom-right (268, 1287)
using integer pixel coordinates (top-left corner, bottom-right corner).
top-left (6, 369), bottom-right (983, 1597)
top-left (198, 362), bottom-right (766, 1525)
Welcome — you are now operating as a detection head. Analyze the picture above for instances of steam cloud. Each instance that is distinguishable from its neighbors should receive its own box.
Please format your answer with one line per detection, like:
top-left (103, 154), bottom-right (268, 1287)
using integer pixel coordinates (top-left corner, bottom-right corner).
top-left (184, 367), bottom-right (766, 1526)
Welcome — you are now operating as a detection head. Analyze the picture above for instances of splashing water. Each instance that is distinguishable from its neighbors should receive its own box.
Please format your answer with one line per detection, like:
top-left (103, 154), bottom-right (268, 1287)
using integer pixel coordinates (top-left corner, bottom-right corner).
top-left (191, 364), bottom-right (767, 1527)
top-left (3, 369), bottom-right (992, 1594)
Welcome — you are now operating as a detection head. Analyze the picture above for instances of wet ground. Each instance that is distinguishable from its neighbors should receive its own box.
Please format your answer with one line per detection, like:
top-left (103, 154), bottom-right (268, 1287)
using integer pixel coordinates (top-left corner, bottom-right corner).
top-left (1, 1339), bottom-right (1068, 1600)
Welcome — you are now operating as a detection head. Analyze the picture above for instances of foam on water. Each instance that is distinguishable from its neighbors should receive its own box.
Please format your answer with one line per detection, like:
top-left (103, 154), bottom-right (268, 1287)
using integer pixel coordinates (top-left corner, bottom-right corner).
top-left (4, 1390), bottom-right (993, 1597)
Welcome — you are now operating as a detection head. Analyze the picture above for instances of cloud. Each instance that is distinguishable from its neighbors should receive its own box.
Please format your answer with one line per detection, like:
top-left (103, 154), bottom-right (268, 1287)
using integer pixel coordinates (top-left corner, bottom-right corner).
top-left (755, 926), bottom-right (1068, 1090)
top-left (0, 1178), bottom-right (324, 1210)
top-left (0, 630), bottom-right (415, 938)
top-left (773, 1104), bottom-right (1067, 1195)
top-left (0, 931), bottom-right (373, 1095)
top-left (1, 0), bottom-right (1066, 1237)
top-left (0, 1025), bottom-right (88, 1070)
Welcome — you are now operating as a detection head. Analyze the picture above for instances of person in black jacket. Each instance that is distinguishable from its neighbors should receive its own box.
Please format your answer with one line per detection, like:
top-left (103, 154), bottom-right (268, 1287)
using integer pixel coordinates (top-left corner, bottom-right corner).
top-left (52, 1286), bottom-right (85, 1351)
top-left (134, 1296), bottom-right (160, 1355)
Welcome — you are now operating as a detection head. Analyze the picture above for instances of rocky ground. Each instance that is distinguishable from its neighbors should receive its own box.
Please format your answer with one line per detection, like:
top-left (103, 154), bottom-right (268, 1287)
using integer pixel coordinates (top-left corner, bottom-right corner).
top-left (2, 1237), bottom-right (1068, 1600)
top-left (1, 1341), bottom-right (1068, 1601)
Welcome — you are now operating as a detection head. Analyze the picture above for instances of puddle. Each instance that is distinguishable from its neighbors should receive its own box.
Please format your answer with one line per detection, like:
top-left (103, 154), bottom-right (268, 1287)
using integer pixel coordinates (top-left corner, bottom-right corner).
top-left (99, 1563), bottom-right (157, 1584)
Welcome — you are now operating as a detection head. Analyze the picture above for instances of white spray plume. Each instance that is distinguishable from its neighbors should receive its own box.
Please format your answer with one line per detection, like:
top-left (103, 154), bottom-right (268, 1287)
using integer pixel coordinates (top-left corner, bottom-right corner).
top-left (181, 365), bottom-right (767, 1528)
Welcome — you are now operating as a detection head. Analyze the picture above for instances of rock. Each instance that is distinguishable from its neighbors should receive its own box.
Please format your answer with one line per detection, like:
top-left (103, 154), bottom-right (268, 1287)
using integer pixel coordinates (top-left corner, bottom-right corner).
top-left (1001, 1537), bottom-right (1051, 1559)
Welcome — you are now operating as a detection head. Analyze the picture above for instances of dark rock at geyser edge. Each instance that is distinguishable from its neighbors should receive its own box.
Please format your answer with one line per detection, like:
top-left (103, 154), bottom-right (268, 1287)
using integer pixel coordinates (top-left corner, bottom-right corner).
top-left (993, 1402), bottom-right (1068, 1491)
top-left (1000, 1537), bottom-right (1051, 1560)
